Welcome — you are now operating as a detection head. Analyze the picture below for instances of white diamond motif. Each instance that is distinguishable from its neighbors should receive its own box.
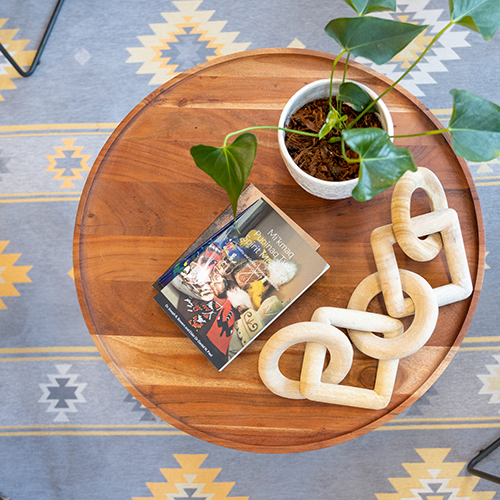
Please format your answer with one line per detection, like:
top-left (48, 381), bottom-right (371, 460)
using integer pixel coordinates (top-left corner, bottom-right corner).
top-left (403, 476), bottom-right (468, 500)
top-left (478, 355), bottom-right (500, 408)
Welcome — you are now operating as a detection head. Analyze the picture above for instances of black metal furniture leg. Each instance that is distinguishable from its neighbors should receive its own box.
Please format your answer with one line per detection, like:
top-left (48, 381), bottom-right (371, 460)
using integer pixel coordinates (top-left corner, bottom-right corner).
top-left (0, 0), bottom-right (65, 77)
top-left (467, 435), bottom-right (500, 484)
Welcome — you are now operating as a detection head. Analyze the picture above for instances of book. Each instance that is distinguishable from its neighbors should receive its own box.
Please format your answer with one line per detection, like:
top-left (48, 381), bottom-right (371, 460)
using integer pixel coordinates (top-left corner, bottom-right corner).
top-left (153, 185), bottom-right (329, 371)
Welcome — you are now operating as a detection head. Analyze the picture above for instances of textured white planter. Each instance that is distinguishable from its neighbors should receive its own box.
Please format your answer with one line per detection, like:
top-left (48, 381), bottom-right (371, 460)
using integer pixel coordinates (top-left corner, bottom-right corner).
top-left (278, 79), bottom-right (394, 200)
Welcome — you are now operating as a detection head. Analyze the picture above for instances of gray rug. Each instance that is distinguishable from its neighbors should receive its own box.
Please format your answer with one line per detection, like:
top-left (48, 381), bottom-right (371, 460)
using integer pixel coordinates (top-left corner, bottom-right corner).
top-left (1, 0), bottom-right (500, 498)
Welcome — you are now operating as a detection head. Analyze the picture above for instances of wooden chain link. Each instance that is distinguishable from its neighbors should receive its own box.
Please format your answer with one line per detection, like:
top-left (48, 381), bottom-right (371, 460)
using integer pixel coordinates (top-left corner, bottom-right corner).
top-left (258, 168), bottom-right (473, 410)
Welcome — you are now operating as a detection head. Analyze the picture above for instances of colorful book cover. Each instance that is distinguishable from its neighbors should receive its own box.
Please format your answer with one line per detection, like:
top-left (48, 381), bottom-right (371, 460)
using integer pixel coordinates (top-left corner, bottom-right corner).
top-left (153, 196), bottom-right (329, 371)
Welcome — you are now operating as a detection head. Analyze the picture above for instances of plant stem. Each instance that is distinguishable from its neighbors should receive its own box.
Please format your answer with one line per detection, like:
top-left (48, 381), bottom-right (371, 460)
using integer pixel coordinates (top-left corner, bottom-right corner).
top-left (348, 21), bottom-right (454, 128)
top-left (329, 50), bottom-right (346, 109)
top-left (342, 53), bottom-right (350, 84)
top-left (341, 139), bottom-right (360, 163)
top-left (391, 128), bottom-right (449, 139)
top-left (338, 53), bottom-right (350, 114)
top-left (223, 126), bottom-right (318, 147)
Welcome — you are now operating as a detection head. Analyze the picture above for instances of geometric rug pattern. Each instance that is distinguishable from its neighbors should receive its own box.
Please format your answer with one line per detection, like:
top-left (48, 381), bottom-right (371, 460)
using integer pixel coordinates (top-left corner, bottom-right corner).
top-left (353, 0), bottom-right (471, 97)
top-left (38, 364), bottom-right (87, 422)
top-left (375, 448), bottom-right (496, 500)
top-left (0, 18), bottom-right (35, 101)
top-left (2, 0), bottom-right (500, 499)
top-left (478, 355), bottom-right (500, 410)
top-left (0, 240), bottom-right (32, 309)
top-left (126, 1), bottom-right (251, 85)
top-left (45, 138), bottom-right (91, 189)
top-left (132, 455), bottom-right (249, 500)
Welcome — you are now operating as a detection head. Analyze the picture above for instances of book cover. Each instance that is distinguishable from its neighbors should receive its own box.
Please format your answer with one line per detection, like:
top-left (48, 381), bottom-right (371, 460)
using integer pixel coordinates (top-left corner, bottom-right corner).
top-left (153, 195), bottom-right (329, 371)
top-left (152, 184), bottom-right (319, 292)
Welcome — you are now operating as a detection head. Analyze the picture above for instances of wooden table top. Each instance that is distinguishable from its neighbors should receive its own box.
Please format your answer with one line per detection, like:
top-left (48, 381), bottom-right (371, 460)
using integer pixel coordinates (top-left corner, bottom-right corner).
top-left (73, 48), bottom-right (485, 453)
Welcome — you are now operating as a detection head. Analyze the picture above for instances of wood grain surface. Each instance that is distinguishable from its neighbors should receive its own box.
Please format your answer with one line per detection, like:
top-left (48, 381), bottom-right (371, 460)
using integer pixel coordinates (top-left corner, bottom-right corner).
top-left (73, 48), bottom-right (485, 453)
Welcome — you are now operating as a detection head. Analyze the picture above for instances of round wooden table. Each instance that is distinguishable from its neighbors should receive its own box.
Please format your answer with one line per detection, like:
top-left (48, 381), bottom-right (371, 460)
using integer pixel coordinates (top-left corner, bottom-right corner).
top-left (73, 48), bottom-right (485, 453)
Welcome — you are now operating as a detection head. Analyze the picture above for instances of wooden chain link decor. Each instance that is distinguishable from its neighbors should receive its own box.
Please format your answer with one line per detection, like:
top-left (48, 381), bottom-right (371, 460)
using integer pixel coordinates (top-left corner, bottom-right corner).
top-left (258, 167), bottom-right (473, 410)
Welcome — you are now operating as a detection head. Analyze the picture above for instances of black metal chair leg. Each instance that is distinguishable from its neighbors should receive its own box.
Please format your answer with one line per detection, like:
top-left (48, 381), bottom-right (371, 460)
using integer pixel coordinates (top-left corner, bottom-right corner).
top-left (0, 0), bottom-right (65, 77)
top-left (467, 435), bottom-right (500, 484)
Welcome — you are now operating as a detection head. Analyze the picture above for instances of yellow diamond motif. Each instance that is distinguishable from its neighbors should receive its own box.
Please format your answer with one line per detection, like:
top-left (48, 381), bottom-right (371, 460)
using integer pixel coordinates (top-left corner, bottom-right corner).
top-left (0, 18), bottom-right (36, 101)
top-left (0, 241), bottom-right (32, 309)
top-left (376, 448), bottom-right (495, 500)
top-left (145, 23), bottom-right (223, 79)
top-left (126, 0), bottom-right (251, 85)
top-left (132, 454), bottom-right (248, 500)
top-left (46, 138), bottom-right (92, 188)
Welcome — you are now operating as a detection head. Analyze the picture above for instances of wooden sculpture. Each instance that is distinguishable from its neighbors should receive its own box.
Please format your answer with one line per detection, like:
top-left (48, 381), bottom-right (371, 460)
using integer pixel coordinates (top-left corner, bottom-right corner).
top-left (258, 167), bottom-right (473, 409)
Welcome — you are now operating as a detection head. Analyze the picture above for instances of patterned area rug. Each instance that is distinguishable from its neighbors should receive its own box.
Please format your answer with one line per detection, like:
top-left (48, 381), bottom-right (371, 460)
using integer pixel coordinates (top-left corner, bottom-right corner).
top-left (1, 0), bottom-right (500, 498)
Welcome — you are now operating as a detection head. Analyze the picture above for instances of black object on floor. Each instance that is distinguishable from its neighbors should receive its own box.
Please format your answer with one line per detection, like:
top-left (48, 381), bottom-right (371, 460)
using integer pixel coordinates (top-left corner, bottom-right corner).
top-left (467, 435), bottom-right (500, 484)
top-left (0, 0), bottom-right (65, 77)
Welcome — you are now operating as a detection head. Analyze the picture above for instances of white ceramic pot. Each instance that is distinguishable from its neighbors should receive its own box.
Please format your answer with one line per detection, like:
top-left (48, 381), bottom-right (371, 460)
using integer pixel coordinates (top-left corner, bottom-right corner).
top-left (278, 79), bottom-right (394, 200)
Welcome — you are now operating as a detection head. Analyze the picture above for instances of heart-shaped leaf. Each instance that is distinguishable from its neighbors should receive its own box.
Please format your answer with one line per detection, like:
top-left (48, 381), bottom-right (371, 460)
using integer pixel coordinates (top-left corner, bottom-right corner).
top-left (342, 128), bottom-right (417, 201)
top-left (325, 17), bottom-right (428, 65)
top-left (450, 0), bottom-right (500, 40)
top-left (342, 0), bottom-right (396, 16)
top-left (338, 82), bottom-right (375, 112)
top-left (190, 133), bottom-right (257, 218)
top-left (449, 89), bottom-right (500, 162)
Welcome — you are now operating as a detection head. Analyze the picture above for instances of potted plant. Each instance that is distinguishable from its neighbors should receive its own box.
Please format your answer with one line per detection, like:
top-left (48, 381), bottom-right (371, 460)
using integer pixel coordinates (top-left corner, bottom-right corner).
top-left (190, 0), bottom-right (500, 218)
top-left (276, 77), bottom-right (394, 200)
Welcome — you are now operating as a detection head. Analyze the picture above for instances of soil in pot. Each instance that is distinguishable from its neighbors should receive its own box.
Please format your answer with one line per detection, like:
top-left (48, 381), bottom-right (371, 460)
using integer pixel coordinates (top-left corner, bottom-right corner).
top-left (285, 98), bottom-right (382, 182)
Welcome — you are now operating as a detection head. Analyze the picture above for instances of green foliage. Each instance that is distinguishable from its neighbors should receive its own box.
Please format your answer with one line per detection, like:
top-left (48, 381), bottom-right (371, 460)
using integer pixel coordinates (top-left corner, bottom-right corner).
top-left (449, 0), bottom-right (500, 41)
top-left (319, 108), bottom-right (347, 139)
top-left (189, 2), bottom-right (500, 212)
top-left (343, 128), bottom-right (417, 202)
top-left (449, 89), bottom-right (500, 162)
top-left (324, 17), bottom-right (428, 65)
top-left (190, 133), bottom-right (257, 218)
top-left (342, 0), bottom-right (396, 16)
top-left (337, 82), bottom-right (374, 112)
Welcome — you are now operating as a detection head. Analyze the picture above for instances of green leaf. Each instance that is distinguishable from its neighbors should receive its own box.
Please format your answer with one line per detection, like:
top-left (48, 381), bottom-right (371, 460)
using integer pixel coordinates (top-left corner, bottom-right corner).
top-left (450, 0), bottom-right (500, 40)
top-left (449, 89), bottom-right (500, 162)
top-left (190, 133), bottom-right (257, 218)
top-left (342, 128), bottom-right (417, 201)
top-left (325, 17), bottom-right (428, 65)
top-left (342, 0), bottom-right (396, 16)
top-left (318, 108), bottom-right (347, 139)
top-left (337, 82), bottom-right (374, 112)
